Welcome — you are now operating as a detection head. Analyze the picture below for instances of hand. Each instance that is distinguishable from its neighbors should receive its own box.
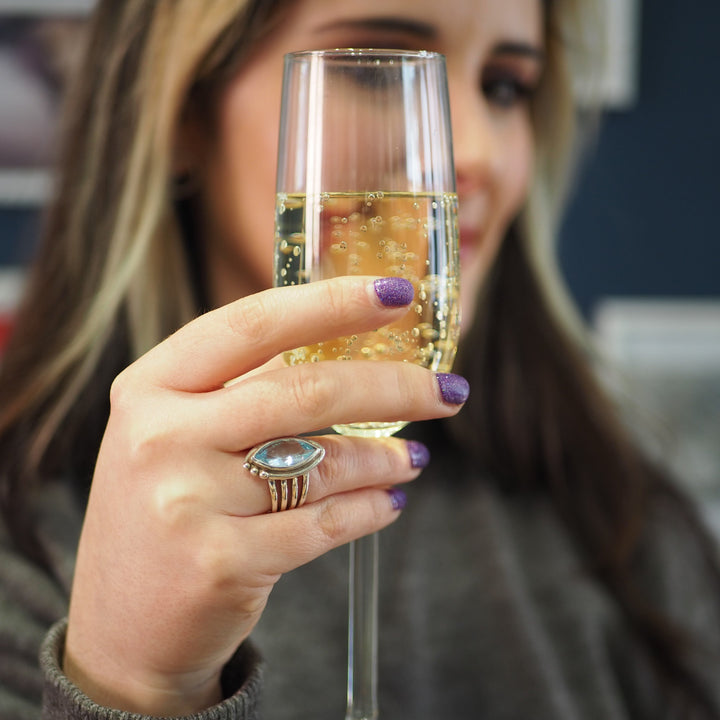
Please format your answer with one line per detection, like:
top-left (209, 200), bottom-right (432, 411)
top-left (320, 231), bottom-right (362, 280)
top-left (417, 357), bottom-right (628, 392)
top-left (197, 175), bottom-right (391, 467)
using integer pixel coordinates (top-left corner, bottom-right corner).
top-left (64, 276), bottom-right (468, 715)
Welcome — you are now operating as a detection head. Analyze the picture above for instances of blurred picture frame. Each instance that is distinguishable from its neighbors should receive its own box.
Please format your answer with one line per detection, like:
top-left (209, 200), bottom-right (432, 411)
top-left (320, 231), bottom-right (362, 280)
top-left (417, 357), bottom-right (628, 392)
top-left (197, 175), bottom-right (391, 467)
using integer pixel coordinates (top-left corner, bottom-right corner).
top-left (0, 0), bottom-right (91, 205)
top-left (574, 0), bottom-right (642, 109)
top-left (600, 0), bottom-right (642, 108)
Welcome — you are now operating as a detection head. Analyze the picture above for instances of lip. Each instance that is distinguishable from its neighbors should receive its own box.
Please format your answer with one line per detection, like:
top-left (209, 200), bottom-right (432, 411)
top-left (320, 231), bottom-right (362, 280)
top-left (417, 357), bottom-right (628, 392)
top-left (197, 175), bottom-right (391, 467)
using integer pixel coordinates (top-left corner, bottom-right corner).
top-left (459, 226), bottom-right (481, 263)
top-left (457, 195), bottom-right (487, 263)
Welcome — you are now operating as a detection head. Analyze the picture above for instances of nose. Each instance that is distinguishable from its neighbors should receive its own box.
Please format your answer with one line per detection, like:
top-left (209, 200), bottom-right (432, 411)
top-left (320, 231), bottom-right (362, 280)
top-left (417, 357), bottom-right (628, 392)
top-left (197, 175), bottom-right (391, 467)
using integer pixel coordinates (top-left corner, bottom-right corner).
top-left (448, 79), bottom-right (498, 196)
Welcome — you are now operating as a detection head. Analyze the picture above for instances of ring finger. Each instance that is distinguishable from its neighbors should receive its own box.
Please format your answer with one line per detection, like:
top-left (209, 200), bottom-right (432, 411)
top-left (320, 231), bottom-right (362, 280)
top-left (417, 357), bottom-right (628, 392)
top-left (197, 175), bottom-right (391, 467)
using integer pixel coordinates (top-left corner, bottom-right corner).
top-left (209, 434), bottom-right (427, 516)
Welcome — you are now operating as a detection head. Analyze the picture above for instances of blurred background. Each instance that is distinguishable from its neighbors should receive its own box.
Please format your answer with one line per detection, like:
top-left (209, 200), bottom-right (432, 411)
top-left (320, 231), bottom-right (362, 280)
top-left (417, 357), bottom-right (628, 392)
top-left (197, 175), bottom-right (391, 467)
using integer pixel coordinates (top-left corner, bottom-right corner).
top-left (0, 0), bottom-right (718, 529)
top-left (558, 0), bottom-right (720, 537)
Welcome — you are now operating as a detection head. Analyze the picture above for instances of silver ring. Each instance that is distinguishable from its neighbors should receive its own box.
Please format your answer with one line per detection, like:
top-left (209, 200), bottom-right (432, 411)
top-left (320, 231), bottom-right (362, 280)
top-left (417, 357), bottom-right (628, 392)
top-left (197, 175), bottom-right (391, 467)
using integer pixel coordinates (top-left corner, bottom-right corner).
top-left (243, 437), bottom-right (325, 512)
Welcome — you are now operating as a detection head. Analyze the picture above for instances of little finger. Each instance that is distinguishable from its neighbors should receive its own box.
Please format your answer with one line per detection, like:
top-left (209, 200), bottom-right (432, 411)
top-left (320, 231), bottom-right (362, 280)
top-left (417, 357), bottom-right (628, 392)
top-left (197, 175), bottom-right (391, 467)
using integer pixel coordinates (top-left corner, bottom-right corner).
top-left (239, 486), bottom-right (409, 576)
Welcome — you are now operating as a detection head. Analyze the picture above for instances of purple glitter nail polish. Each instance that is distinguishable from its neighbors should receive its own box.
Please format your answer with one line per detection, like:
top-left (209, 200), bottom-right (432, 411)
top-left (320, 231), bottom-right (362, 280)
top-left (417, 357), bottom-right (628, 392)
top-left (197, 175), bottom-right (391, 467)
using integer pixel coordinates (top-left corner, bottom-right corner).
top-left (436, 373), bottom-right (470, 405)
top-left (374, 277), bottom-right (414, 307)
top-left (387, 488), bottom-right (408, 511)
top-left (407, 440), bottom-right (431, 469)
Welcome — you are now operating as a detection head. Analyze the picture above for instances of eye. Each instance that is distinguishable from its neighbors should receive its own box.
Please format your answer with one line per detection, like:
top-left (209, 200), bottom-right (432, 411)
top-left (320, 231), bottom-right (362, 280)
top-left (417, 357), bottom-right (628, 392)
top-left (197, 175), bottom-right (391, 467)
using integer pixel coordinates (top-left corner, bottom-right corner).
top-left (343, 58), bottom-right (401, 90)
top-left (482, 71), bottom-right (535, 109)
top-left (345, 63), bottom-right (388, 88)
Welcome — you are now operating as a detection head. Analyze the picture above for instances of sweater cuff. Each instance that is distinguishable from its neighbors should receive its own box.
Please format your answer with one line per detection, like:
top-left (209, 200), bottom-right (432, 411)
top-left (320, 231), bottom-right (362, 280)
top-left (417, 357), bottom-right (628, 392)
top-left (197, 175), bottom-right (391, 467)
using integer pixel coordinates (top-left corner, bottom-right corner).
top-left (40, 618), bottom-right (264, 719)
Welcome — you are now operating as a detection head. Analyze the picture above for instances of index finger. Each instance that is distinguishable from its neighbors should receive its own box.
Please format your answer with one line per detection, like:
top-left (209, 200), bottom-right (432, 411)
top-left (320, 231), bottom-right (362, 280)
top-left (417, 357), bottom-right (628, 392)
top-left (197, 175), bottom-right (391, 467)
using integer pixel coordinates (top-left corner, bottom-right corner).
top-left (134, 276), bottom-right (414, 392)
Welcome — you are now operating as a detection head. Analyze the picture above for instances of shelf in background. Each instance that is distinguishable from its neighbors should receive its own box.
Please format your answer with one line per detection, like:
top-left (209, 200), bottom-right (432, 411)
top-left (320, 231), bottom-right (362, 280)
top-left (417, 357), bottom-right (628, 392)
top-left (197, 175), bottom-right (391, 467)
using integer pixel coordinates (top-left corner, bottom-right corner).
top-left (594, 297), bottom-right (720, 540)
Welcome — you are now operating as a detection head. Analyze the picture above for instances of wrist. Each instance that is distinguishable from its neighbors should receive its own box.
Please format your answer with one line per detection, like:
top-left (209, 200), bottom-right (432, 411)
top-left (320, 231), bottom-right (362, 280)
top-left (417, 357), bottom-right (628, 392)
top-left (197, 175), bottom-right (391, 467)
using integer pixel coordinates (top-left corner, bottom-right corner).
top-left (63, 640), bottom-right (223, 715)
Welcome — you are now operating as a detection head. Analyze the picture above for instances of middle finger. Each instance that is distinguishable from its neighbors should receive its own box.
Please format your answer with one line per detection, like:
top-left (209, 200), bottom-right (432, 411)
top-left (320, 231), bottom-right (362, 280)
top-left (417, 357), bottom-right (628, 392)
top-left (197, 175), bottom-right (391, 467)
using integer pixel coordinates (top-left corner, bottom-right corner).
top-left (199, 361), bottom-right (467, 452)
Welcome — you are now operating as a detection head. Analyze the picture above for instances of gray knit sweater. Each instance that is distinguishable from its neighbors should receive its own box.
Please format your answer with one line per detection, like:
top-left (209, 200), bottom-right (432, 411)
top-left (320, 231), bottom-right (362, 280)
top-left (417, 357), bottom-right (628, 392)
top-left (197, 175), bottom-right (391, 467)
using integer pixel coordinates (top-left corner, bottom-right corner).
top-left (2, 431), bottom-right (720, 719)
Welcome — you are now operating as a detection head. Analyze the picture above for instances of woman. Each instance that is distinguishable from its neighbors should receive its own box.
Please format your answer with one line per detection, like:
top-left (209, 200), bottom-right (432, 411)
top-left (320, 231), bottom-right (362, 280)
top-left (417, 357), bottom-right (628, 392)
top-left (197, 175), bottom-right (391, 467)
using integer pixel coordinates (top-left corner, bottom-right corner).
top-left (1, 0), bottom-right (719, 718)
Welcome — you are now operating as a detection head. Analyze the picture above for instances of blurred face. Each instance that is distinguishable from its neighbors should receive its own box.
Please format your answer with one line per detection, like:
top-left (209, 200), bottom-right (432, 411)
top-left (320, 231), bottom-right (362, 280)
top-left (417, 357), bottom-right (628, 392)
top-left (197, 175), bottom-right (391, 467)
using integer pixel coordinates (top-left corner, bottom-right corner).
top-left (198, 0), bottom-right (544, 328)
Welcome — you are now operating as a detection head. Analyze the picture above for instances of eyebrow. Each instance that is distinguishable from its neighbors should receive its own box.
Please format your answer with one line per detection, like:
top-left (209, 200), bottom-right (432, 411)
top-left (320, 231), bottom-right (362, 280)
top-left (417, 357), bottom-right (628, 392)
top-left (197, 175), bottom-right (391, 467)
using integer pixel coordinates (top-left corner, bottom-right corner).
top-left (493, 41), bottom-right (545, 62)
top-left (315, 18), bottom-right (544, 63)
top-left (315, 16), bottom-right (439, 41)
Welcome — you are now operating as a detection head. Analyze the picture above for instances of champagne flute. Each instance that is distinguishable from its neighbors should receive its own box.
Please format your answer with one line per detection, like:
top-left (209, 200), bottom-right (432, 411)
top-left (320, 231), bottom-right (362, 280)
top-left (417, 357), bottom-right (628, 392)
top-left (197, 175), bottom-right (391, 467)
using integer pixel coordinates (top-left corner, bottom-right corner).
top-left (273, 49), bottom-right (459, 719)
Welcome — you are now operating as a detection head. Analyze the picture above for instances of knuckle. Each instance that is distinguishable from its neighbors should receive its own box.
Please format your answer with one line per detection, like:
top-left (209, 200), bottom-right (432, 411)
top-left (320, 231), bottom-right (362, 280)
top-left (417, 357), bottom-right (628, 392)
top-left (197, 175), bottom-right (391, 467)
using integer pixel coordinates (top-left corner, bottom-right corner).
top-left (378, 439), bottom-right (406, 474)
top-left (390, 363), bottom-right (418, 413)
top-left (310, 462), bottom-right (335, 499)
top-left (316, 497), bottom-right (351, 544)
top-left (108, 367), bottom-right (137, 416)
top-left (312, 444), bottom-right (349, 494)
top-left (322, 279), bottom-right (355, 325)
top-left (225, 295), bottom-right (270, 346)
top-left (108, 397), bottom-right (176, 473)
top-left (108, 373), bottom-right (163, 466)
top-left (287, 365), bottom-right (334, 421)
top-left (368, 494), bottom-right (388, 528)
top-left (125, 427), bottom-right (172, 475)
top-left (152, 478), bottom-right (199, 529)
top-left (194, 532), bottom-right (240, 592)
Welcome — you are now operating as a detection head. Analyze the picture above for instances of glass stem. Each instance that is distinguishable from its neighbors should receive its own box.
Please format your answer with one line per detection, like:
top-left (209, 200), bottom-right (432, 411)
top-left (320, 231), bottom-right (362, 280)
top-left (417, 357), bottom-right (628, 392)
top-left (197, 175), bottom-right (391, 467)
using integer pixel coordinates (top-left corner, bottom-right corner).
top-left (345, 532), bottom-right (379, 720)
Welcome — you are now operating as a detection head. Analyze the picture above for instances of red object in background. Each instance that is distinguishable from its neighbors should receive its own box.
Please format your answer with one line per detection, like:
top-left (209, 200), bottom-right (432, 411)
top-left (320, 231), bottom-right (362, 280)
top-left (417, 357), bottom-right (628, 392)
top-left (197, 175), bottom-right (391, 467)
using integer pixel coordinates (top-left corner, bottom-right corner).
top-left (0, 270), bottom-right (24, 355)
top-left (0, 314), bottom-right (14, 353)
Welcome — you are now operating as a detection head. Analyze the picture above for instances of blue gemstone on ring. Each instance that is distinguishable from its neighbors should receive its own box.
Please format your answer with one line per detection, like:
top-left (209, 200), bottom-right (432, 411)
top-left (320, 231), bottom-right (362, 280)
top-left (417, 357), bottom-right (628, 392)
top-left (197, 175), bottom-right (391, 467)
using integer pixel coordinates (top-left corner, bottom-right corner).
top-left (245, 437), bottom-right (325, 479)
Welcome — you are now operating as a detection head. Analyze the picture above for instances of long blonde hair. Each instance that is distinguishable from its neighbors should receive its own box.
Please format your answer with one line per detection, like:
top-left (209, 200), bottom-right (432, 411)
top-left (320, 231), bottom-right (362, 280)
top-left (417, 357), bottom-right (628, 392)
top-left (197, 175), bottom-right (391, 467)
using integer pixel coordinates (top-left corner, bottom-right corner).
top-left (523, 0), bottom-right (605, 339)
top-left (0, 0), bottom-right (287, 472)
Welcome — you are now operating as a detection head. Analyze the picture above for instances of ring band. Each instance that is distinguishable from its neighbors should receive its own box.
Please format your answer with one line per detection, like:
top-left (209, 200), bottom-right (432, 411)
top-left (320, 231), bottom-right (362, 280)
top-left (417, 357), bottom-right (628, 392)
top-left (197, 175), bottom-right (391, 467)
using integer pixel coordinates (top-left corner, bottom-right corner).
top-left (265, 475), bottom-right (308, 512)
top-left (243, 437), bottom-right (325, 512)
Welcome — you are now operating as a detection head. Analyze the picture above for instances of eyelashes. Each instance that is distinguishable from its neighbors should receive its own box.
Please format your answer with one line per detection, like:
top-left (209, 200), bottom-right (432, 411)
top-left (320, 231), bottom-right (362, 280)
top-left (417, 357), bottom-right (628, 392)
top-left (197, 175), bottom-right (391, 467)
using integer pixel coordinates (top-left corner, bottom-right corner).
top-left (482, 71), bottom-right (537, 108)
top-left (313, 28), bottom-right (541, 109)
top-left (344, 67), bottom-right (537, 108)
top-left (344, 63), bottom-right (397, 89)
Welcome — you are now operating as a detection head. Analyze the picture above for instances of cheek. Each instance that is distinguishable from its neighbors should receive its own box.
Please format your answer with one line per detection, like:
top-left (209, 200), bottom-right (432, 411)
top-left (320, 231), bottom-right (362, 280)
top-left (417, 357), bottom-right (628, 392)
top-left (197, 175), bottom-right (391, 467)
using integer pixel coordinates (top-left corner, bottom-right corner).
top-left (460, 123), bottom-right (534, 332)
top-left (205, 73), bottom-right (282, 292)
top-left (504, 130), bottom-right (534, 218)
top-left (229, 112), bottom-right (278, 270)
top-left (487, 122), bottom-right (534, 258)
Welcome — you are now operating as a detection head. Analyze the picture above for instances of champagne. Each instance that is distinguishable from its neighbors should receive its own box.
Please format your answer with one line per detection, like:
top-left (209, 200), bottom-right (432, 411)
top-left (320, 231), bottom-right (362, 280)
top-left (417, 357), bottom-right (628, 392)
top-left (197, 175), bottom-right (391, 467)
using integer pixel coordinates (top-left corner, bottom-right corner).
top-left (274, 191), bottom-right (460, 436)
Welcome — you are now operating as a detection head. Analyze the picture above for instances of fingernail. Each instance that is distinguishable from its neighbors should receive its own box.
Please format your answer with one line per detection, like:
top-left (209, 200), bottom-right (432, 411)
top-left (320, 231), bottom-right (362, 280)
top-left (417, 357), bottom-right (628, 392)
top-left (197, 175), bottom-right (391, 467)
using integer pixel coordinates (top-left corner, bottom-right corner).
top-left (436, 373), bottom-right (470, 405)
top-left (407, 440), bottom-right (430, 469)
top-left (373, 277), bottom-right (414, 307)
top-left (387, 488), bottom-right (408, 511)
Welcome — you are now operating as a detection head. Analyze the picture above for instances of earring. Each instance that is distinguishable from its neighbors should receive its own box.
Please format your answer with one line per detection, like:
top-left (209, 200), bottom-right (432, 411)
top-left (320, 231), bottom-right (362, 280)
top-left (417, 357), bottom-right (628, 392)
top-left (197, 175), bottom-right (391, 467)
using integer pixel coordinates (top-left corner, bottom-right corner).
top-left (173, 170), bottom-right (200, 198)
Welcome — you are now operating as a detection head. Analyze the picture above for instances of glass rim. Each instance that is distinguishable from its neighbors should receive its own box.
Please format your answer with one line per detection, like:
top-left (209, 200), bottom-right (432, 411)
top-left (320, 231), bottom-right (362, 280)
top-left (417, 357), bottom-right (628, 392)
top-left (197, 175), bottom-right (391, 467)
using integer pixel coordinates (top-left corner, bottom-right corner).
top-left (284, 48), bottom-right (445, 62)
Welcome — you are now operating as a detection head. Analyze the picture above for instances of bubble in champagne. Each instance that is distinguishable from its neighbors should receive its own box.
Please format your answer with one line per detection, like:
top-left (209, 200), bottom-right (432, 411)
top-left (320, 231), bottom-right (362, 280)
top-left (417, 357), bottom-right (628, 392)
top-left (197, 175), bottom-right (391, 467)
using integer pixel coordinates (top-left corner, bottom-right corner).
top-left (274, 191), bottom-right (460, 373)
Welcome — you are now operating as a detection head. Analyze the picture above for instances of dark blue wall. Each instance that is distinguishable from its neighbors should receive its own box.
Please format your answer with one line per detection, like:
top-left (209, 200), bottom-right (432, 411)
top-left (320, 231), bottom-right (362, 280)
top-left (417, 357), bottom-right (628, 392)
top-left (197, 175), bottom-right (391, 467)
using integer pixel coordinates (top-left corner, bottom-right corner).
top-left (2, 1), bottom-right (719, 319)
top-left (559, 0), bottom-right (720, 317)
top-left (0, 208), bottom-right (38, 265)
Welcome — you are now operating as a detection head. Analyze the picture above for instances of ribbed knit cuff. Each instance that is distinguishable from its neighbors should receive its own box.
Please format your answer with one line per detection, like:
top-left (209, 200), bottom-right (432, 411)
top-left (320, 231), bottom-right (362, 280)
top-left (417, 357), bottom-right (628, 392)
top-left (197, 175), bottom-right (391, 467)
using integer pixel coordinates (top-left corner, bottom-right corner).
top-left (40, 618), bottom-right (264, 719)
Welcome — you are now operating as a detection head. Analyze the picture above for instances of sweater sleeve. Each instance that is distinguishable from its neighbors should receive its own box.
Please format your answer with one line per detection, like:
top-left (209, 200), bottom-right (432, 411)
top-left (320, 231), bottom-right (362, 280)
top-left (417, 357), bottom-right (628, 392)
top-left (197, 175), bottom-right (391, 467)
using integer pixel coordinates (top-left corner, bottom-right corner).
top-left (40, 619), bottom-right (264, 720)
top-left (0, 479), bottom-right (266, 720)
